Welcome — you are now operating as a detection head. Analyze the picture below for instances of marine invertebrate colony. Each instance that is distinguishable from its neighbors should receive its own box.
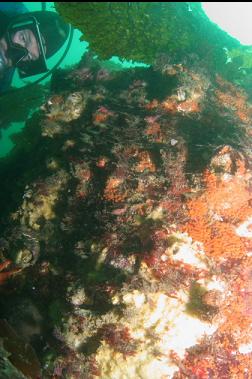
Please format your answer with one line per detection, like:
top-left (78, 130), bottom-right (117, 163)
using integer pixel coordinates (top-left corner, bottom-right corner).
top-left (1, 43), bottom-right (252, 378)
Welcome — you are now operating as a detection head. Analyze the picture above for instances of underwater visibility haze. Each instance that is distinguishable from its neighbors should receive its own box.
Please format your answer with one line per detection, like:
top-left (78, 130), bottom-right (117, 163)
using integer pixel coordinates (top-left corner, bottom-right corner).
top-left (1, 2), bottom-right (252, 378)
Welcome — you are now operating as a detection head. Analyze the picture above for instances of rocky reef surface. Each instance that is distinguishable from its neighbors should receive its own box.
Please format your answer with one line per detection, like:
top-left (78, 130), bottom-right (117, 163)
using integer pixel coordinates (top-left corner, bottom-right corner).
top-left (0, 51), bottom-right (252, 378)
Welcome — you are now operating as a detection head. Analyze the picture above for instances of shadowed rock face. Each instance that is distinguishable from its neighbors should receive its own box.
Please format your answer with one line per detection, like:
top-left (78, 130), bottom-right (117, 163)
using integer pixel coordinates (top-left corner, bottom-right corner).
top-left (0, 319), bottom-right (41, 379)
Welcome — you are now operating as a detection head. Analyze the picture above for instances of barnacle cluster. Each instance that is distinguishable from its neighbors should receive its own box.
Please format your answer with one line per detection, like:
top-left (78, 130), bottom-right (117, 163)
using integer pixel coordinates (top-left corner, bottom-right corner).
top-left (161, 65), bottom-right (210, 118)
top-left (17, 170), bottom-right (69, 230)
top-left (40, 91), bottom-right (88, 138)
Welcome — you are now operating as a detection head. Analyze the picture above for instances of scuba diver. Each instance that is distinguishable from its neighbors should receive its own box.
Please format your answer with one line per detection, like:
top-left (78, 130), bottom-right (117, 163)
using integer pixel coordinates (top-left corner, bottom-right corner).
top-left (0, 2), bottom-right (70, 94)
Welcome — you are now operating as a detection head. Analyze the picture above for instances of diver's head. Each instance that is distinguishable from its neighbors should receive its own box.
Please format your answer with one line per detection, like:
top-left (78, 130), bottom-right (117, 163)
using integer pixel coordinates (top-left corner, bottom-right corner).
top-left (0, 11), bottom-right (69, 78)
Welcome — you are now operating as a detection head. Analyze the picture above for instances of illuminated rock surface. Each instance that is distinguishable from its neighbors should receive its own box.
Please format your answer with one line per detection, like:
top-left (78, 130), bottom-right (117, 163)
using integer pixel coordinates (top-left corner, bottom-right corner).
top-left (0, 47), bottom-right (252, 377)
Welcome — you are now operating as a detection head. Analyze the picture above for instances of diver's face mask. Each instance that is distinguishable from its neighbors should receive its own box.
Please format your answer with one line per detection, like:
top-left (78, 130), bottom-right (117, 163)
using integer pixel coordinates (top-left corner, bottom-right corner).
top-left (6, 15), bottom-right (48, 78)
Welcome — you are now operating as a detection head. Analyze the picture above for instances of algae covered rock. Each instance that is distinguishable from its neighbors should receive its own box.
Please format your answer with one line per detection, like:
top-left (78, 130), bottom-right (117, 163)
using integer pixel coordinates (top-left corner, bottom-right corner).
top-left (55, 2), bottom-right (239, 71)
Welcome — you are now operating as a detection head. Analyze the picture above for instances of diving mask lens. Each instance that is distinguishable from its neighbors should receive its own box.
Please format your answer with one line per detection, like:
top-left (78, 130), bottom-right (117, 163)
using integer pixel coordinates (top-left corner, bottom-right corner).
top-left (7, 43), bottom-right (28, 67)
